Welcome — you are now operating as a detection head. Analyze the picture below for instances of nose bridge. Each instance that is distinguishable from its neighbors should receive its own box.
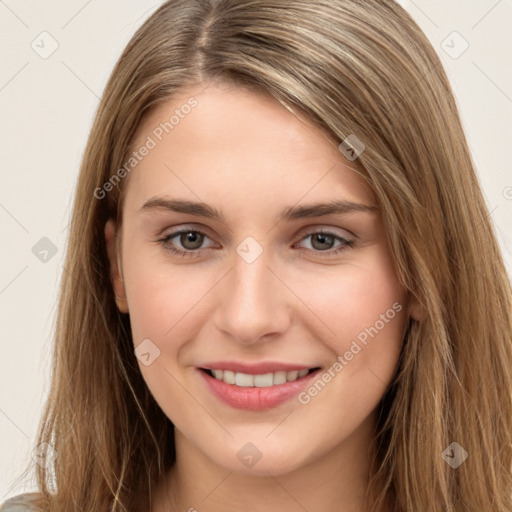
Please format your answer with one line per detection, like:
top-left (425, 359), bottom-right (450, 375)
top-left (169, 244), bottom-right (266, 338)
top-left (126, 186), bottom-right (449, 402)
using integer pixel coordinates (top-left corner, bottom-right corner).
top-left (214, 240), bottom-right (290, 344)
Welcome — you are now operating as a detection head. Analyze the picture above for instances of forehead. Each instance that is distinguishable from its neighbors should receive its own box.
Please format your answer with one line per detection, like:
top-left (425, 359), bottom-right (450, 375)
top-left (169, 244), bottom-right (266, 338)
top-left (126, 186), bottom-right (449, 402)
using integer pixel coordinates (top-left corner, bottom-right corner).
top-left (124, 83), bottom-right (375, 212)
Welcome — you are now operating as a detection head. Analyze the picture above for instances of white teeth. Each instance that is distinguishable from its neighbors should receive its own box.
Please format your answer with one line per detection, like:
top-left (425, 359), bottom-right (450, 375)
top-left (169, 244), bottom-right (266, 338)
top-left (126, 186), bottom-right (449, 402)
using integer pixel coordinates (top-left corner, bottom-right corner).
top-left (208, 368), bottom-right (312, 387)
top-left (235, 373), bottom-right (254, 387)
top-left (223, 370), bottom-right (236, 384)
top-left (273, 370), bottom-right (287, 385)
top-left (254, 373), bottom-right (273, 387)
top-left (286, 370), bottom-right (298, 381)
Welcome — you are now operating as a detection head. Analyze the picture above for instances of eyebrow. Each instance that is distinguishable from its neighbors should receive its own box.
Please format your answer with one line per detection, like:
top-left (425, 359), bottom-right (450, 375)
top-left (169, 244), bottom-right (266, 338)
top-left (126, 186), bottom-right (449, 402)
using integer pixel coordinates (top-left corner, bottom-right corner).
top-left (139, 197), bottom-right (378, 223)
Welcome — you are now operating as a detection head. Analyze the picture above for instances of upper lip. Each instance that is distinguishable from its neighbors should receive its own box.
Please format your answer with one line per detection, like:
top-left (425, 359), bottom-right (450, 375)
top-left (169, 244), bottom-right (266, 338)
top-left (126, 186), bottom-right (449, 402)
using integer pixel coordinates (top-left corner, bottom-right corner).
top-left (199, 361), bottom-right (319, 375)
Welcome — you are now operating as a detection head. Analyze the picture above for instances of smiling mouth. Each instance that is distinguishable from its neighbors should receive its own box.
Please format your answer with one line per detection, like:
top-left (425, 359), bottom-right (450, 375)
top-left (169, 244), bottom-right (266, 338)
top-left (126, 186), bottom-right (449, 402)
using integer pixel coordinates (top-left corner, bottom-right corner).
top-left (200, 368), bottom-right (320, 387)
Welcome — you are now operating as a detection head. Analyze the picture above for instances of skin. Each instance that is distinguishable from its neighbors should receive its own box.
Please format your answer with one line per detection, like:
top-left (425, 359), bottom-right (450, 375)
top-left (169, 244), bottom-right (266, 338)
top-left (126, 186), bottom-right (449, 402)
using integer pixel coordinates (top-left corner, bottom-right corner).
top-left (105, 81), bottom-right (420, 512)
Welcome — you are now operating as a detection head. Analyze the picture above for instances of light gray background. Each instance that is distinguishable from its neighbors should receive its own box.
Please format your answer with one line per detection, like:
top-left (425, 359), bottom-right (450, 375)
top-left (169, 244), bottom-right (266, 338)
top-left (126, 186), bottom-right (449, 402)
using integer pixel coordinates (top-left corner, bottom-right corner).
top-left (1, 0), bottom-right (511, 501)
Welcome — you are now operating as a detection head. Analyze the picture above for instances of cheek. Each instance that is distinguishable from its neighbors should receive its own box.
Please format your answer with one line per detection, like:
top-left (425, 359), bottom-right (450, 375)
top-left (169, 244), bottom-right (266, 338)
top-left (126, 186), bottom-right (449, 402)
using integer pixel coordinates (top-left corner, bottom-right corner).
top-left (121, 237), bottom-right (199, 342)
top-left (291, 261), bottom-right (407, 442)
top-left (293, 256), bottom-right (407, 369)
top-left (120, 245), bottom-right (203, 418)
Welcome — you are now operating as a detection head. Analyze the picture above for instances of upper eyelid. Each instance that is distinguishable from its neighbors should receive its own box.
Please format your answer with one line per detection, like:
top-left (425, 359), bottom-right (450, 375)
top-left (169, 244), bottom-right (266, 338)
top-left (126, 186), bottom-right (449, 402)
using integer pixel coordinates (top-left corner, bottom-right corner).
top-left (160, 224), bottom-right (354, 236)
top-left (160, 226), bottom-right (217, 244)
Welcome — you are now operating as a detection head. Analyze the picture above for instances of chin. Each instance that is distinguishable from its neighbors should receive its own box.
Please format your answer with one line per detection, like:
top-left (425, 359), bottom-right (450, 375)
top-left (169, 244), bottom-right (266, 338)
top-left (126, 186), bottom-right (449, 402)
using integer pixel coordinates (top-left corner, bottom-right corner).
top-left (203, 436), bottom-right (314, 476)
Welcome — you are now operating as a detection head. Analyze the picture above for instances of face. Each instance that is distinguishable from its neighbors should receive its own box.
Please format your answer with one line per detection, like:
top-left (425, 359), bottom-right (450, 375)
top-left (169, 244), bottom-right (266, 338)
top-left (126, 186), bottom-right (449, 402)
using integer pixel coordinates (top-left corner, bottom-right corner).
top-left (106, 82), bottom-right (415, 476)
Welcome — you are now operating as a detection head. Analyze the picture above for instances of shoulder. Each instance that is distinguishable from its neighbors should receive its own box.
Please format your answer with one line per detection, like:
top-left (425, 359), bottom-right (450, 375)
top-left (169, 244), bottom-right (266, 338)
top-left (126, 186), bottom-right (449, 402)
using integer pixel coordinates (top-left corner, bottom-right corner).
top-left (0, 492), bottom-right (42, 511)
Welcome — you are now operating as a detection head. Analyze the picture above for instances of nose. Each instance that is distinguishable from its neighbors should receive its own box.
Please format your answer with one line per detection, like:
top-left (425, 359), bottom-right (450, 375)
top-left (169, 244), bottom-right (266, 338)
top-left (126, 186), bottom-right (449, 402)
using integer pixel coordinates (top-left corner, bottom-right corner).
top-left (213, 245), bottom-right (291, 346)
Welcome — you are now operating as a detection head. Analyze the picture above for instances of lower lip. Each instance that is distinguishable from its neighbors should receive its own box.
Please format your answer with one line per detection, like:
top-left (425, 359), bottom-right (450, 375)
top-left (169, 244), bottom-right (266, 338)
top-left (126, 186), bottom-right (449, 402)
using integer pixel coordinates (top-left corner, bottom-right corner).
top-left (199, 369), bottom-right (320, 411)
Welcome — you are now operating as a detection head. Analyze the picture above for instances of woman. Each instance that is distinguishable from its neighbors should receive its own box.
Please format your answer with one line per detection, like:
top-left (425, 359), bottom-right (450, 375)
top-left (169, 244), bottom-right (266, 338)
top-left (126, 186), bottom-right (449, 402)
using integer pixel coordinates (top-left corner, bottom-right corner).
top-left (2, 0), bottom-right (511, 511)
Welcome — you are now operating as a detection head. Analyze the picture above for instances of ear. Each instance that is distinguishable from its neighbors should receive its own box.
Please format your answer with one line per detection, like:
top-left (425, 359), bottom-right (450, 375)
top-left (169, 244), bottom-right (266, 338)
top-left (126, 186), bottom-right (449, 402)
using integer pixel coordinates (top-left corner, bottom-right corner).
top-left (407, 291), bottom-right (424, 322)
top-left (105, 219), bottom-right (128, 313)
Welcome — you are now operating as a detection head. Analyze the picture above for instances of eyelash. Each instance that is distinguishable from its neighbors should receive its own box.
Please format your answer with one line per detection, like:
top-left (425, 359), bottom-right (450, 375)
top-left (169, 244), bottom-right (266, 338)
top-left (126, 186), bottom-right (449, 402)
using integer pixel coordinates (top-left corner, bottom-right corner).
top-left (157, 228), bottom-right (355, 258)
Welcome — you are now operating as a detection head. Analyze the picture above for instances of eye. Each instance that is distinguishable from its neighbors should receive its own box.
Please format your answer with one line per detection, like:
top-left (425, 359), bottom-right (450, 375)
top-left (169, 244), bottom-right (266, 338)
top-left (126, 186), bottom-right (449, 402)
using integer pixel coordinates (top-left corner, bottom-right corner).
top-left (158, 229), bottom-right (215, 258)
top-left (157, 227), bottom-right (355, 258)
top-left (295, 229), bottom-right (354, 256)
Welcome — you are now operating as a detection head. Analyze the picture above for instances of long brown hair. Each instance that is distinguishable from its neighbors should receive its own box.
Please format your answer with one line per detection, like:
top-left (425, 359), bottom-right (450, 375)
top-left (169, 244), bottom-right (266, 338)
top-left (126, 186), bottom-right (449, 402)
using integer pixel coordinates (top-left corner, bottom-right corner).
top-left (6, 1), bottom-right (512, 510)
